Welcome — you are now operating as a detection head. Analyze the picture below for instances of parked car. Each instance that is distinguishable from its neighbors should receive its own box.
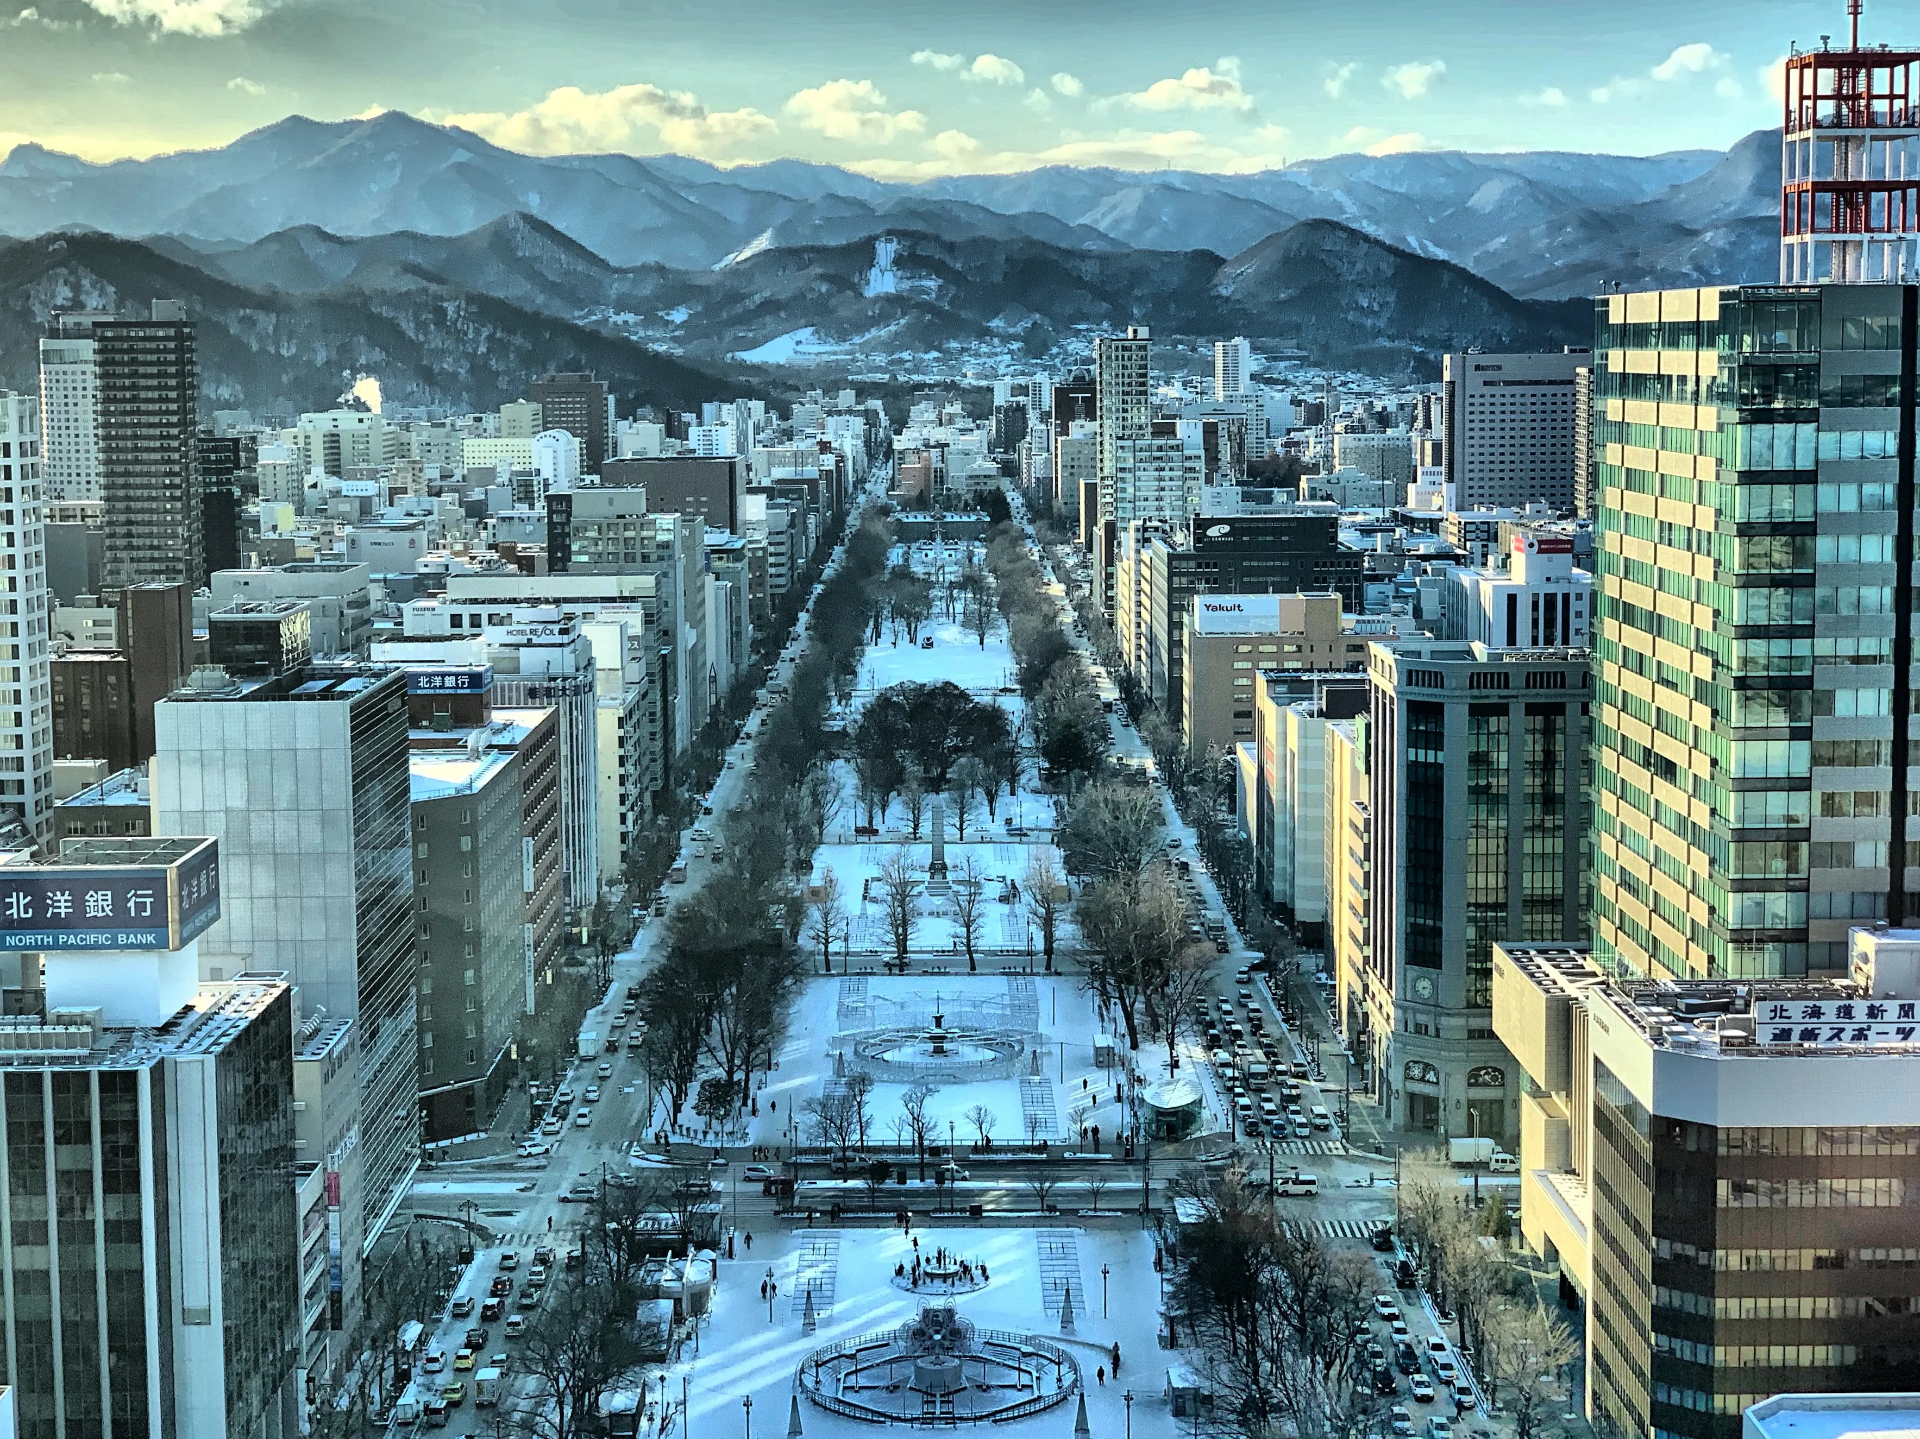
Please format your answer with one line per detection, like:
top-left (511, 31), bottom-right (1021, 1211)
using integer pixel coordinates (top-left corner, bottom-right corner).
top-left (1427, 1418), bottom-right (1453, 1439)
top-left (450, 1297), bottom-right (475, 1319)
top-left (1452, 1383), bottom-right (1476, 1410)
top-left (1374, 1295), bottom-right (1402, 1320)
top-left (1409, 1375), bottom-right (1436, 1404)
top-left (1388, 1407), bottom-right (1414, 1436)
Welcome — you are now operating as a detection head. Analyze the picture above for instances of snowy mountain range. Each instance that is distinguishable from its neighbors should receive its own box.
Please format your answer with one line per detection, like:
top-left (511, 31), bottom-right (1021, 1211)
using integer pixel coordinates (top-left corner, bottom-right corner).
top-left (0, 112), bottom-right (1780, 299)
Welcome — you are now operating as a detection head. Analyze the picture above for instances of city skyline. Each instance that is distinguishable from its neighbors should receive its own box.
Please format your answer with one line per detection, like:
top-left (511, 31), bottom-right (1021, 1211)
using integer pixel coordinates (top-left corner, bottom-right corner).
top-left (0, 0), bottom-right (1856, 173)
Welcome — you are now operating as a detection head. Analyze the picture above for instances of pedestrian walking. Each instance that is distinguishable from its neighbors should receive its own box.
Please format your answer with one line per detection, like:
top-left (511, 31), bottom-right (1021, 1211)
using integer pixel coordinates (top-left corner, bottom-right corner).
top-left (745, 1232), bottom-right (752, 1251)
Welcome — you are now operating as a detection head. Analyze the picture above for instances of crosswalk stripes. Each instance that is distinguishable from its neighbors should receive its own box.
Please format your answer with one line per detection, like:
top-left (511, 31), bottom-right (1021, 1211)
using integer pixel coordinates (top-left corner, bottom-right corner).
top-left (836, 976), bottom-right (870, 1031)
top-left (792, 1231), bottom-right (840, 1317)
top-left (1269, 1140), bottom-right (1346, 1156)
top-left (1285, 1218), bottom-right (1383, 1242)
top-left (1018, 1076), bottom-right (1059, 1142)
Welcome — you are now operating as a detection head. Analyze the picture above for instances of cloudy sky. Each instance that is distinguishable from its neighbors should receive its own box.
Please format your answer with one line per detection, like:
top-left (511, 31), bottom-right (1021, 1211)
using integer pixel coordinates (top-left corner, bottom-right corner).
top-left (0, 0), bottom-right (1848, 173)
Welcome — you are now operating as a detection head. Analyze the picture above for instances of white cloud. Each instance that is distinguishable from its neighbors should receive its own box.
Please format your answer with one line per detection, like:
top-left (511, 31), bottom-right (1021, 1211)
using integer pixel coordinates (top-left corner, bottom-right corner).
top-left (1023, 88), bottom-right (1052, 113)
top-left (911, 49), bottom-right (963, 71)
top-left (442, 82), bottom-right (776, 158)
top-left (1126, 60), bottom-right (1254, 113)
top-left (91, 70), bottom-right (131, 82)
top-left (74, 0), bottom-right (265, 36)
top-left (1760, 55), bottom-right (1788, 103)
top-left (1381, 60), bottom-right (1445, 100)
top-left (227, 76), bottom-right (265, 95)
top-left (1519, 86), bottom-right (1566, 108)
top-left (962, 53), bottom-right (1024, 85)
top-left (1342, 126), bottom-right (1430, 157)
top-left (1714, 75), bottom-right (1744, 99)
top-left (1051, 72), bottom-right (1083, 97)
top-left (1652, 42), bottom-right (1726, 81)
top-left (930, 129), bottom-right (982, 161)
top-left (1323, 63), bottom-right (1357, 99)
top-left (785, 79), bottom-right (925, 144)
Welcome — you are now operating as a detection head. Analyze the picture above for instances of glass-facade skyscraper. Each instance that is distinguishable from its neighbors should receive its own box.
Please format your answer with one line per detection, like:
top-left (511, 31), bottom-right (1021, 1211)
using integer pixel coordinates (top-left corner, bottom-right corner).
top-left (1591, 284), bottom-right (1920, 979)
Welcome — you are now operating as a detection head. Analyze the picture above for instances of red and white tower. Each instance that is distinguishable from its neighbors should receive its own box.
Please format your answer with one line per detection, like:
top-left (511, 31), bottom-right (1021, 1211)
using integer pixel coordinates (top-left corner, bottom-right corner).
top-left (1781, 0), bottom-right (1920, 283)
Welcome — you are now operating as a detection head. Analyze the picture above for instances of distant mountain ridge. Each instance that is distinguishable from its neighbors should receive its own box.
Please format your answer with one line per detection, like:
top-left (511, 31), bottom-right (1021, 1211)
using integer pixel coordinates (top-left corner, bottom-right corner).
top-left (0, 112), bottom-right (1780, 299)
top-left (0, 213), bottom-right (1588, 406)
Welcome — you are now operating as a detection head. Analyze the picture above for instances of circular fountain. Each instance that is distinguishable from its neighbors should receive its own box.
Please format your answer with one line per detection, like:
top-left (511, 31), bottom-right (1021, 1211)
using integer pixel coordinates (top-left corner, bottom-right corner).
top-left (797, 1302), bottom-right (1080, 1425)
top-left (851, 1001), bottom-right (1027, 1084)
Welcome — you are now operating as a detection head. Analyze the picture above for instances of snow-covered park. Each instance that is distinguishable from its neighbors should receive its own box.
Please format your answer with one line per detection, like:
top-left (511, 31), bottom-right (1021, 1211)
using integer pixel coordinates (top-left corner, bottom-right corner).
top-left (663, 1224), bottom-right (1180, 1436)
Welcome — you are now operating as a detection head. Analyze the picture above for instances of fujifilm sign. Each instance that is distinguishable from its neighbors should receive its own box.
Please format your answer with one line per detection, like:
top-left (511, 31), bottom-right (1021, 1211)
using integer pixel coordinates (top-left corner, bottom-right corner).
top-left (1193, 594), bottom-right (1284, 634)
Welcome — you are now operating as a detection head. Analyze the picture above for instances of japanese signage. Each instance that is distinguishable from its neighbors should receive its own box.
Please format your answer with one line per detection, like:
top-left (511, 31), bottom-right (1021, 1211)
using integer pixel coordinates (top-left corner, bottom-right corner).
top-left (0, 840), bottom-right (220, 951)
top-left (1758, 999), bottom-right (1920, 1046)
top-left (406, 666), bottom-right (493, 695)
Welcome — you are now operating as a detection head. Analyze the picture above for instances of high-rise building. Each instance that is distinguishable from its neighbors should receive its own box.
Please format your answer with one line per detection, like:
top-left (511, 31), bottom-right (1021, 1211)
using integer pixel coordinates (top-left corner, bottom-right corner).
top-left (1573, 364), bottom-right (1595, 517)
top-left (1181, 592), bottom-right (1369, 756)
top-left (408, 732), bottom-right (524, 1141)
top-left (1095, 326), bottom-right (1152, 495)
top-left (37, 313), bottom-right (106, 504)
top-left (0, 391), bottom-right (53, 848)
top-left (198, 428), bottom-right (248, 577)
top-left (1440, 349), bottom-right (1584, 512)
top-left (151, 664), bottom-right (419, 1249)
top-left (528, 372), bottom-right (610, 470)
top-left (1589, 284), bottom-right (1920, 979)
top-left (1214, 336), bottom-right (1253, 398)
top-left (1361, 639), bottom-right (1589, 1142)
top-left (96, 301), bottom-right (201, 590)
top-left (0, 836), bottom-right (299, 1439)
top-left (1494, 930), bottom-right (1920, 1439)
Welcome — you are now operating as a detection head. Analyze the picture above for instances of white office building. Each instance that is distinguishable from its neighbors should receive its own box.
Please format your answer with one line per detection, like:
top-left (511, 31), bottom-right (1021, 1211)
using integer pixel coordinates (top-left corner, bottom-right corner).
top-left (1440, 350), bottom-right (1585, 511)
top-left (1444, 531), bottom-right (1591, 649)
top-left (0, 391), bottom-right (53, 848)
top-left (37, 318), bottom-right (102, 504)
top-left (1214, 336), bottom-right (1253, 398)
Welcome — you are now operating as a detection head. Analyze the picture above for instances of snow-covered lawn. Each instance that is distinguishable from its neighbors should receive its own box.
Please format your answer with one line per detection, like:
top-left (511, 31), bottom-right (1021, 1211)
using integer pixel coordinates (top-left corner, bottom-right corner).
top-left (664, 1224), bottom-right (1182, 1436)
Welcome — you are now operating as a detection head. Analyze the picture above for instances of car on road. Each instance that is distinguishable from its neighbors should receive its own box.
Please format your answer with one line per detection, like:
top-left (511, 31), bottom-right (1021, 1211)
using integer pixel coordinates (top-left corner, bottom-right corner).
top-left (1396, 1342), bottom-right (1421, 1374)
top-left (488, 1277), bottom-right (512, 1298)
top-left (450, 1297), bottom-right (475, 1319)
top-left (441, 1382), bottom-right (466, 1408)
top-left (465, 1327), bottom-right (489, 1350)
top-left (597, 1062), bottom-right (613, 1078)
top-left (1373, 1363), bottom-right (1399, 1395)
top-left (1292, 1120), bottom-right (1312, 1138)
top-left (1424, 1337), bottom-right (1450, 1360)
top-left (1276, 1174), bottom-right (1319, 1197)
top-left (741, 1164), bottom-right (776, 1182)
top-left (504, 1315), bottom-right (527, 1339)
top-left (1451, 1383), bottom-right (1476, 1410)
top-left (1408, 1375), bottom-right (1436, 1404)
top-left (1372, 1222), bottom-right (1396, 1252)
top-left (517, 1140), bottom-right (551, 1158)
top-left (481, 1298), bottom-right (503, 1322)
top-left (1374, 1295), bottom-right (1402, 1320)
top-left (1389, 1319), bottom-right (1412, 1344)
top-left (1388, 1407), bottom-right (1414, 1436)
top-left (574, 1110), bottom-right (592, 1127)
top-left (561, 1183), bottom-right (598, 1203)
top-left (1433, 1358), bottom-right (1458, 1385)
top-left (1426, 1418), bottom-right (1452, 1439)
top-left (583, 1086), bottom-right (600, 1102)
top-left (541, 1117), bottom-right (563, 1135)
top-left (453, 1350), bottom-right (474, 1372)
top-left (498, 1252), bottom-right (518, 1271)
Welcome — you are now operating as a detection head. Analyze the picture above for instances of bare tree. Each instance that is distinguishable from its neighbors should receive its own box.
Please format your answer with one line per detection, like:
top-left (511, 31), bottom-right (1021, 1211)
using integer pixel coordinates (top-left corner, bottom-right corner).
top-left (964, 1102), bottom-right (996, 1150)
top-left (876, 846), bottom-right (920, 965)
top-left (807, 869), bottom-right (847, 974)
top-left (1023, 1169), bottom-right (1061, 1213)
top-left (900, 1081), bottom-right (939, 1181)
top-left (901, 774), bottom-right (929, 839)
top-left (949, 757), bottom-right (990, 840)
top-left (801, 765), bottom-right (844, 843)
top-left (803, 1072), bottom-right (874, 1160)
top-left (1084, 1172), bottom-right (1109, 1213)
top-left (852, 748), bottom-right (893, 829)
top-left (951, 856), bottom-right (987, 972)
top-left (1482, 1297), bottom-right (1579, 1439)
top-left (1158, 941), bottom-right (1219, 1071)
top-left (517, 1270), bottom-right (644, 1439)
top-left (1076, 866), bottom-right (1187, 1049)
top-left (1057, 781), bottom-right (1167, 881)
top-left (965, 596), bottom-right (993, 648)
top-left (1023, 852), bottom-right (1066, 972)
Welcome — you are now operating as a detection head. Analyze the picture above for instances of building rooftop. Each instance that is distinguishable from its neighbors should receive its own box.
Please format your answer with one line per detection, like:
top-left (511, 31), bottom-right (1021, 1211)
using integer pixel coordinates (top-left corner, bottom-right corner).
top-left (57, 767), bottom-right (148, 809)
top-left (163, 660), bottom-right (402, 703)
top-left (408, 745), bottom-right (513, 803)
top-left (1497, 942), bottom-right (1920, 1058)
top-left (0, 975), bottom-right (286, 1069)
top-left (1746, 1393), bottom-right (1920, 1439)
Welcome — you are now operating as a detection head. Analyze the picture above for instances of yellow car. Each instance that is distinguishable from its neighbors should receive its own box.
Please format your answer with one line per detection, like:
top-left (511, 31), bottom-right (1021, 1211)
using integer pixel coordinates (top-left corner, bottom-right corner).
top-left (442, 1382), bottom-right (467, 1407)
top-left (453, 1349), bottom-right (474, 1372)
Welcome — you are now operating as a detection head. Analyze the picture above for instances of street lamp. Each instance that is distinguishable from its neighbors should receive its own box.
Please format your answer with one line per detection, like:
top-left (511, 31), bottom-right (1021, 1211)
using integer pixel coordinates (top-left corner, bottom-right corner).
top-left (765, 1265), bottom-right (776, 1323)
top-left (1124, 1390), bottom-right (1134, 1439)
top-left (743, 1394), bottom-right (753, 1439)
top-left (1102, 1262), bottom-right (1110, 1317)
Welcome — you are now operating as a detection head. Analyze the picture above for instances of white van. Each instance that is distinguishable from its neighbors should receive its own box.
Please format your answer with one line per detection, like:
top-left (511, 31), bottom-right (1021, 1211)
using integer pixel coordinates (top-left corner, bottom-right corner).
top-left (1489, 1150), bottom-right (1520, 1173)
top-left (1276, 1174), bottom-right (1319, 1197)
top-left (1309, 1105), bottom-right (1333, 1131)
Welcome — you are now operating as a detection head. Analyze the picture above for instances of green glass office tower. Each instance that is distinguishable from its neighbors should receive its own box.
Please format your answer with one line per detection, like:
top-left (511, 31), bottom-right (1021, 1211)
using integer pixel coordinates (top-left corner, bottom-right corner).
top-left (1591, 284), bottom-right (1917, 980)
